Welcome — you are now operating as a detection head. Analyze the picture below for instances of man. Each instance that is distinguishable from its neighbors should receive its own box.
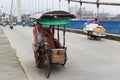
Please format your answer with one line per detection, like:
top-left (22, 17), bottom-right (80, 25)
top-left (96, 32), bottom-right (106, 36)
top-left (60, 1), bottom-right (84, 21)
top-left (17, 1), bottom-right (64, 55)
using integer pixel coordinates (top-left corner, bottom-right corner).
top-left (32, 20), bottom-right (43, 67)
top-left (91, 18), bottom-right (100, 25)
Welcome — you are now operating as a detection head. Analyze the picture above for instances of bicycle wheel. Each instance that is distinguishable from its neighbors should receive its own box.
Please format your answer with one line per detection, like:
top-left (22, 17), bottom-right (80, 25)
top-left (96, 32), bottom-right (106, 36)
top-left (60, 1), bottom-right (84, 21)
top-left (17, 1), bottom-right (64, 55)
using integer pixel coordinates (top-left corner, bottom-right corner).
top-left (44, 54), bottom-right (50, 78)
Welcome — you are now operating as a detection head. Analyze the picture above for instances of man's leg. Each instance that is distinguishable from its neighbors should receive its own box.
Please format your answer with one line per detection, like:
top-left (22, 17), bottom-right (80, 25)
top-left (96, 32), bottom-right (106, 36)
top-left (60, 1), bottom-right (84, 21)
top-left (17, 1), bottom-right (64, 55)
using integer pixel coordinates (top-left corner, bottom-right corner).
top-left (34, 50), bottom-right (39, 65)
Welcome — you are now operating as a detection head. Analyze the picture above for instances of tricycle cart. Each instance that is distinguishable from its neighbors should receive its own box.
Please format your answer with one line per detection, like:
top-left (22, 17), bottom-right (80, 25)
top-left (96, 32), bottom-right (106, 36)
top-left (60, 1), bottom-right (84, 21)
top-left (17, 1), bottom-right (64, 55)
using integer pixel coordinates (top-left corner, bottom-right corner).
top-left (36, 11), bottom-right (75, 78)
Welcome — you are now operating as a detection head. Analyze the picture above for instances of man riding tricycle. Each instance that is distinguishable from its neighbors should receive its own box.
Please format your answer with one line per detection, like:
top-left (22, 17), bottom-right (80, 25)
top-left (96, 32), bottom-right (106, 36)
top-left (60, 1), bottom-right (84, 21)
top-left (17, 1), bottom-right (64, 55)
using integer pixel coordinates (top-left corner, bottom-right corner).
top-left (32, 11), bottom-right (75, 78)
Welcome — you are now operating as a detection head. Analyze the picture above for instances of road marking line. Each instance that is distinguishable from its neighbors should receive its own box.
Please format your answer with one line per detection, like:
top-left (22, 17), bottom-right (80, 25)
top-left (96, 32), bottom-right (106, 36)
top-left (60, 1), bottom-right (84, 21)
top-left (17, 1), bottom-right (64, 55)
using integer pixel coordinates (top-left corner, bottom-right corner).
top-left (85, 49), bottom-right (120, 62)
top-left (15, 50), bottom-right (32, 80)
top-left (72, 44), bottom-right (120, 63)
top-left (11, 48), bottom-right (32, 80)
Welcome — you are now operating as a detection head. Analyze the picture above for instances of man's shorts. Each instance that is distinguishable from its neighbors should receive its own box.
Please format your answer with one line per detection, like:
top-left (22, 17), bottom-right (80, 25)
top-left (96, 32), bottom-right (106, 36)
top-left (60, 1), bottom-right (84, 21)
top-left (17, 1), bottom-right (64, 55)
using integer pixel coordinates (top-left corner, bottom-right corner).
top-left (32, 42), bottom-right (44, 51)
top-left (32, 43), bottom-right (39, 51)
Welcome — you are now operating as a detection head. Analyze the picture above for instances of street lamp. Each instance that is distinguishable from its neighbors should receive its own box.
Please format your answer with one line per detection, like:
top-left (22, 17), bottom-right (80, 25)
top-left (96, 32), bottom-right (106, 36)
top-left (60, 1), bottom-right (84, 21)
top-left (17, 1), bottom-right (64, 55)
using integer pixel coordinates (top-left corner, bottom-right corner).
top-left (96, 0), bottom-right (100, 19)
top-left (10, 0), bottom-right (13, 29)
top-left (79, 0), bottom-right (82, 20)
top-left (68, 0), bottom-right (70, 12)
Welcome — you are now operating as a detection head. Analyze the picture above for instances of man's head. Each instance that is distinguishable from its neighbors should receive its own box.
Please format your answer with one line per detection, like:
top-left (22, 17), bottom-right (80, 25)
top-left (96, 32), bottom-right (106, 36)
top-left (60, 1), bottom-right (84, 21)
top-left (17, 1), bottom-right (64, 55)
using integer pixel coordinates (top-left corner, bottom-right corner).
top-left (36, 23), bottom-right (42, 31)
top-left (95, 18), bottom-right (98, 21)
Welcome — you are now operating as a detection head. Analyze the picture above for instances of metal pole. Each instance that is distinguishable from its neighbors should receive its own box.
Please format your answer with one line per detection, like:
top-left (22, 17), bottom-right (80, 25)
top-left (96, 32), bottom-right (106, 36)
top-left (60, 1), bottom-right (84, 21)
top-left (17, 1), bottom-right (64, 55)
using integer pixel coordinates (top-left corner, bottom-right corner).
top-left (79, 0), bottom-right (82, 20)
top-left (10, 0), bottom-right (13, 24)
top-left (46, 0), bottom-right (48, 11)
top-left (97, 4), bottom-right (99, 19)
top-left (30, 0), bottom-right (32, 13)
top-left (38, 0), bottom-right (39, 12)
top-left (28, 0), bottom-right (30, 13)
top-left (17, 0), bottom-right (21, 22)
top-left (25, 0), bottom-right (26, 13)
top-left (63, 25), bottom-right (66, 47)
top-left (42, 0), bottom-right (44, 12)
top-left (96, 0), bottom-right (100, 19)
top-left (34, 0), bottom-right (36, 13)
top-left (57, 26), bottom-right (60, 42)
top-left (68, 0), bottom-right (70, 12)
top-left (59, 0), bottom-right (61, 10)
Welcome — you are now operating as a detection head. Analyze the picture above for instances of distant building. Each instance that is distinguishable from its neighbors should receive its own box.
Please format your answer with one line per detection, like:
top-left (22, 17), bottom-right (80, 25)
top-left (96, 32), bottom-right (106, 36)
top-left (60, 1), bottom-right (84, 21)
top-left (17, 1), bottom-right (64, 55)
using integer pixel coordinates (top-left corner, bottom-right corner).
top-left (1, 13), bottom-right (10, 22)
top-left (1, 13), bottom-right (15, 23)
top-left (96, 13), bottom-right (111, 20)
top-left (76, 7), bottom-right (94, 19)
top-left (116, 14), bottom-right (120, 17)
top-left (116, 14), bottom-right (120, 19)
top-left (69, 5), bottom-right (79, 14)
top-left (110, 14), bottom-right (120, 20)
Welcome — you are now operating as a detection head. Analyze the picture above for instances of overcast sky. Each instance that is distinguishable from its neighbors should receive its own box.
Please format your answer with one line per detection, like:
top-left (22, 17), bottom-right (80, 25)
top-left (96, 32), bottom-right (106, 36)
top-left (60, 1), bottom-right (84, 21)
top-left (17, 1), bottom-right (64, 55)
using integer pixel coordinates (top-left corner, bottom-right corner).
top-left (0, 0), bottom-right (120, 15)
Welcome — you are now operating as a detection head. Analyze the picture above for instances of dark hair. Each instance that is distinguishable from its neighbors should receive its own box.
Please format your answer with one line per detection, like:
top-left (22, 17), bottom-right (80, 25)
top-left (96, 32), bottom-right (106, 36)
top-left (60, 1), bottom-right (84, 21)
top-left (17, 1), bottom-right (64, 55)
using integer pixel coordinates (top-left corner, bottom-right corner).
top-left (95, 18), bottom-right (98, 21)
top-left (36, 18), bottom-right (41, 24)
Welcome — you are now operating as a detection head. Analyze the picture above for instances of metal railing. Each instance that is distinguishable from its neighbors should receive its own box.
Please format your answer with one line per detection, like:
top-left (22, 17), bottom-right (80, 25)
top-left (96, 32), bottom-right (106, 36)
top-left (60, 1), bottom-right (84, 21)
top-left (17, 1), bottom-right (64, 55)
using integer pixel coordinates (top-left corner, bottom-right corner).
top-left (66, 20), bottom-right (120, 34)
top-left (16, 19), bottom-right (120, 34)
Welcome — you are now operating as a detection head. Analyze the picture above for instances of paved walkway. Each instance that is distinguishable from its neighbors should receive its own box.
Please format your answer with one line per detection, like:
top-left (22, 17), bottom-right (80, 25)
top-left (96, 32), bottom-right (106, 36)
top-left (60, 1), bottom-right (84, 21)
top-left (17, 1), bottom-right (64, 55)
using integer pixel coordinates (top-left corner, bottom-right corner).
top-left (0, 26), bottom-right (27, 80)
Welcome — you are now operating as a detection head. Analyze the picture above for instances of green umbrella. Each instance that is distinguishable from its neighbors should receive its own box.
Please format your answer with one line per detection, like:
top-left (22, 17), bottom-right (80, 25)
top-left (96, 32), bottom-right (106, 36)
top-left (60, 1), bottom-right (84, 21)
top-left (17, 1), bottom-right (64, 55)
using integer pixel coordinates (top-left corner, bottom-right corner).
top-left (38, 11), bottom-right (75, 26)
top-left (39, 17), bottom-right (70, 26)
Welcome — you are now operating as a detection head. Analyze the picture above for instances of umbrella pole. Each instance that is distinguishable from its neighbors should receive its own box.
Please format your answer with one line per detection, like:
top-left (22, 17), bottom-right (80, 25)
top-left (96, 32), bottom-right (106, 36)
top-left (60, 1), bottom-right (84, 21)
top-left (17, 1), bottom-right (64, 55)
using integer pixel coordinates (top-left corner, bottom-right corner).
top-left (57, 26), bottom-right (60, 42)
top-left (63, 25), bottom-right (65, 47)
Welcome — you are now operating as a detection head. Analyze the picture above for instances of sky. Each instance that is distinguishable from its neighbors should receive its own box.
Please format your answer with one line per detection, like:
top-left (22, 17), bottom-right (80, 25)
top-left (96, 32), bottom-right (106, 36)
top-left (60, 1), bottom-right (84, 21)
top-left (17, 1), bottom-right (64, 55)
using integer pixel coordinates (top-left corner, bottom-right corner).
top-left (0, 0), bottom-right (120, 15)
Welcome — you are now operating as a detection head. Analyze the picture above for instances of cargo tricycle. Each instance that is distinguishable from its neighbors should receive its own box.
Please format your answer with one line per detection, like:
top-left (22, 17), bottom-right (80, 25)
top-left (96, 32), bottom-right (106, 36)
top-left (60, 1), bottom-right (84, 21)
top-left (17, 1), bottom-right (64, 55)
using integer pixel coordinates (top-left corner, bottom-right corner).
top-left (83, 21), bottom-right (106, 40)
top-left (36, 11), bottom-right (75, 78)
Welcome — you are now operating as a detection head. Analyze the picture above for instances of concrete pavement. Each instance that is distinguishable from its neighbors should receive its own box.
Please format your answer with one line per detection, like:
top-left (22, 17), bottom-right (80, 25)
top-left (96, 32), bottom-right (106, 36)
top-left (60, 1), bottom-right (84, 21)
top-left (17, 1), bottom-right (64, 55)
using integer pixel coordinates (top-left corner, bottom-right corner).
top-left (0, 26), bottom-right (27, 80)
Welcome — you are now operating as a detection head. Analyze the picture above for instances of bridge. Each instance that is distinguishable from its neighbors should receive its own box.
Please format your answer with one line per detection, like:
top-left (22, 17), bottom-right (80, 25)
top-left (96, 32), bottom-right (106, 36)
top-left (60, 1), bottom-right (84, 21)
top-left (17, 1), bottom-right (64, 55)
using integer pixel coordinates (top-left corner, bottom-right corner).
top-left (13, 0), bottom-right (120, 35)
top-left (1, 25), bottom-right (120, 80)
top-left (5, 0), bottom-right (120, 22)
top-left (0, 0), bottom-right (120, 80)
